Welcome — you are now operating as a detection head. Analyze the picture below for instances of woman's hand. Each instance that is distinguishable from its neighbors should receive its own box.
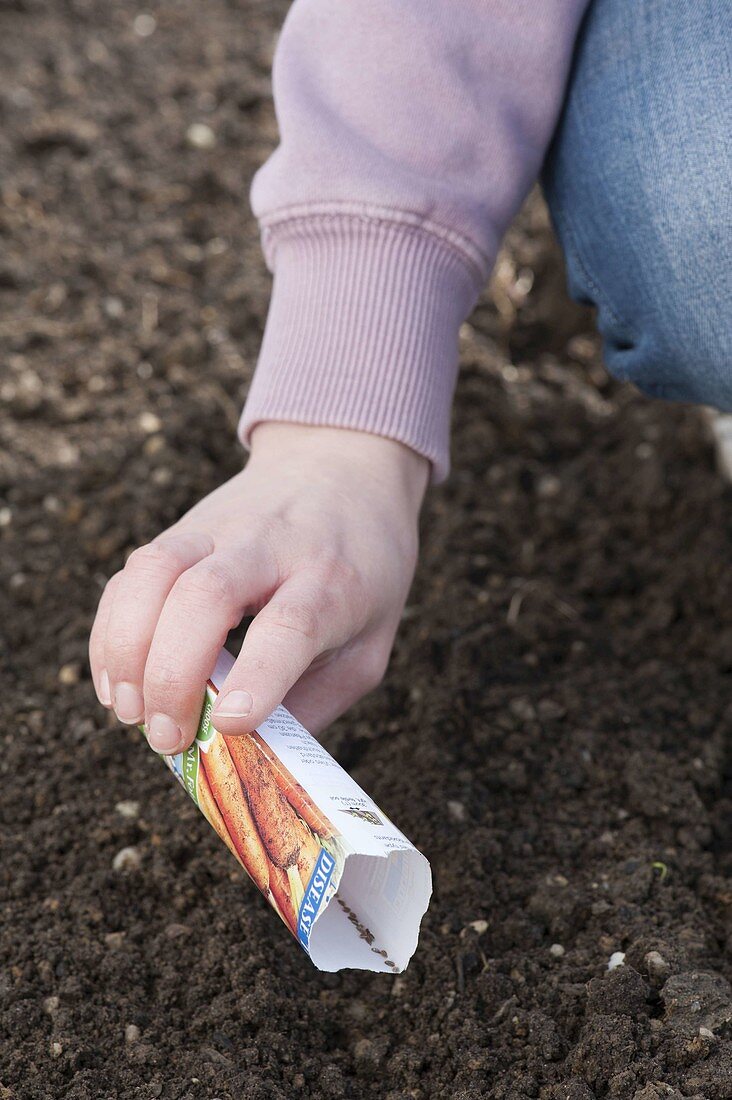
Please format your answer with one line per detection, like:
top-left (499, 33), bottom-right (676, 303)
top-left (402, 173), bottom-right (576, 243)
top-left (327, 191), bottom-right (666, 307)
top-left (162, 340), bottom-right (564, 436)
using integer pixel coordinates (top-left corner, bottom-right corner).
top-left (89, 424), bottom-right (428, 754)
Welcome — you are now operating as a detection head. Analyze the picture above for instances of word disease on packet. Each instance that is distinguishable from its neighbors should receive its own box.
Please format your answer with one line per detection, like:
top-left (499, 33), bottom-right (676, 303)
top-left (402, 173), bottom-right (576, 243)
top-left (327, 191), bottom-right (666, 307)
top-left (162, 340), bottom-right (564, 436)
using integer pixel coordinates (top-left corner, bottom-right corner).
top-left (157, 648), bottom-right (432, 973)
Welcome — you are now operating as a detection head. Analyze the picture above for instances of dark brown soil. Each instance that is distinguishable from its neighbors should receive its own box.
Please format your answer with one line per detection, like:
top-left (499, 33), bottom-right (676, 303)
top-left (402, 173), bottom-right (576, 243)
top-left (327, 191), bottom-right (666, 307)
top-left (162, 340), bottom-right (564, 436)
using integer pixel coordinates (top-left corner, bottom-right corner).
top-left (2, 3), bottom-right (732, 1098)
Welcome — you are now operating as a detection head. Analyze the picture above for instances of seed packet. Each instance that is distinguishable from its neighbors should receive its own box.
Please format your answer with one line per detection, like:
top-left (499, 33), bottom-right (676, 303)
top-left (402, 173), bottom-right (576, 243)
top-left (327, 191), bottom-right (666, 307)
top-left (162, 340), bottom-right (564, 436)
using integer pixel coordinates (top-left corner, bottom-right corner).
top-left (161, 649), bottom-right (432, 972)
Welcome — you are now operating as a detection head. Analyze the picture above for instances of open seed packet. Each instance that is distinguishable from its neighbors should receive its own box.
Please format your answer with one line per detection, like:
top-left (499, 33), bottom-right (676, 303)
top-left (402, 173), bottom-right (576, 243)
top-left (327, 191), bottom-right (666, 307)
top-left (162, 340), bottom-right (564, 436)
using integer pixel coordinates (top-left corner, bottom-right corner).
top-left (160, 649), bottom-right (432, 972)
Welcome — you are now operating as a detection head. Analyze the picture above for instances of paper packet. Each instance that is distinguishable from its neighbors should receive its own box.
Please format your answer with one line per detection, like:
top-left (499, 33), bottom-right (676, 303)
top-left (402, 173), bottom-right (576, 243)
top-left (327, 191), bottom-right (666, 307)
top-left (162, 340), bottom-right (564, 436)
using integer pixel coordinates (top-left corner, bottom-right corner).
top-left (160, 649), bottom-right (432, 972)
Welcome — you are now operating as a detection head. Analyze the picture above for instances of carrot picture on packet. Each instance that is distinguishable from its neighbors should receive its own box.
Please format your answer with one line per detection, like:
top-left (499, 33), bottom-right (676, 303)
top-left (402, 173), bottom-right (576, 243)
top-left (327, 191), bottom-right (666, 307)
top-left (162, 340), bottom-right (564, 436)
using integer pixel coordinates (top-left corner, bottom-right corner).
top-left (199, 732), bottom-right (271, 897)
top-left (164, 671), bottom-right (346, 944)
top-left (249, 730), bottom-right (336, 841)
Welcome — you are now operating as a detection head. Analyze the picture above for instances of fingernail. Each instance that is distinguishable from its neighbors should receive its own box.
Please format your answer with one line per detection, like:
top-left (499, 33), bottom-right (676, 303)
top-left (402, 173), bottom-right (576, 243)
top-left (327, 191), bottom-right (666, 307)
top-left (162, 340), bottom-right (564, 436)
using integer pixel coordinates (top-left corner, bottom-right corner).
top-left (113, 681), bottom-right (145, 724)
top-left (147, 713), bottom-right (183, 754)
top-left (215, 690), bottom-right (253, 719)
top-left (98, 669), bottom-right (112, 707)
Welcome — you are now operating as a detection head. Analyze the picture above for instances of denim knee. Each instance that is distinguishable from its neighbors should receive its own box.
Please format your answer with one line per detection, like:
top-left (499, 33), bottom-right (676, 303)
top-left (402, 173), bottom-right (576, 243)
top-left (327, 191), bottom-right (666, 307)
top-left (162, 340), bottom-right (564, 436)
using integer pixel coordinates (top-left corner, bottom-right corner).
top-left (599, 211), bottom-right (732, 411)
top-left (543, 0), bottom-right (732, 412)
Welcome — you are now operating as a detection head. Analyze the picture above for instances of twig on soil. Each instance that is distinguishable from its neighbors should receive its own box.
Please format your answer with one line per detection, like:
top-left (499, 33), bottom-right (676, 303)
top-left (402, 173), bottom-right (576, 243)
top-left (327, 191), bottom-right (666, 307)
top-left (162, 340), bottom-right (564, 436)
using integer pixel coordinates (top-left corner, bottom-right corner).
top-left (507, 580), bottom-right (578, 625)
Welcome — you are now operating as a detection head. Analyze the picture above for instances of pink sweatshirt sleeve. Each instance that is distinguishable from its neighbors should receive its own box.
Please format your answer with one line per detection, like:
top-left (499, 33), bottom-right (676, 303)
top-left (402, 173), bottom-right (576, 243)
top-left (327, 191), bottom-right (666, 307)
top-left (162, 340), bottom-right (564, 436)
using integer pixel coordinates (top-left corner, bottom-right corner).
top-left (239, 0), bottom-right (589, 480)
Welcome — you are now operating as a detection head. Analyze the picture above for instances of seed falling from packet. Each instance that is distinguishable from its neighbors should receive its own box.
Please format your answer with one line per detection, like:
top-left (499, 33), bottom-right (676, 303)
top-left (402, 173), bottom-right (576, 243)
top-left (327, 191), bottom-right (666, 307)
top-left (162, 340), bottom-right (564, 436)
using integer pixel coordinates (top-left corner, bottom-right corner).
top-left (157, 649), bottom-right (432, 972)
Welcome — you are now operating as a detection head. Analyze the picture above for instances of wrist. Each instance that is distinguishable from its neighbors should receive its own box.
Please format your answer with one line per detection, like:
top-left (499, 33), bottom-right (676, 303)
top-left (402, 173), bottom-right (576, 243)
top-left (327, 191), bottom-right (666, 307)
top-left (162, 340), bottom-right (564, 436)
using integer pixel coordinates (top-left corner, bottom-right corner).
top-left (249, 422), bottom-right (429, 510)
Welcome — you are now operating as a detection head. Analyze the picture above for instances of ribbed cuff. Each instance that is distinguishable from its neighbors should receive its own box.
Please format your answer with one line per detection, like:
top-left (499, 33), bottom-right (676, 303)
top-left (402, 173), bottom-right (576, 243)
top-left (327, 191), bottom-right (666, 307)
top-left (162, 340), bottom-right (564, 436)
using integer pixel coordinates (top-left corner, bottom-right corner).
top-left (238, 214), bottom-right (482, 482)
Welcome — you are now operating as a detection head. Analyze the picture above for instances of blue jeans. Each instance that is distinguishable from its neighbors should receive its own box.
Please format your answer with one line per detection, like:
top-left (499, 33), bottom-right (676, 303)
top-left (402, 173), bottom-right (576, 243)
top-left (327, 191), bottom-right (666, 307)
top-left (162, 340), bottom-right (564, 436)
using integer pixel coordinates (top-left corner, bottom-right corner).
top-left (543, 0), bottom-right (731, 407)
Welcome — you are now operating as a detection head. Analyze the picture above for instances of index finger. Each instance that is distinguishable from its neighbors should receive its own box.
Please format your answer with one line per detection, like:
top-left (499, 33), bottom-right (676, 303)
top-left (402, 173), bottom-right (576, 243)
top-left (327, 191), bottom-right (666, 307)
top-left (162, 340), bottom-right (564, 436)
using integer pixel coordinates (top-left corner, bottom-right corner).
top-left (142, 546), bottom-right (275, 752)
top-left (211, 573), bottom-right (354, 735)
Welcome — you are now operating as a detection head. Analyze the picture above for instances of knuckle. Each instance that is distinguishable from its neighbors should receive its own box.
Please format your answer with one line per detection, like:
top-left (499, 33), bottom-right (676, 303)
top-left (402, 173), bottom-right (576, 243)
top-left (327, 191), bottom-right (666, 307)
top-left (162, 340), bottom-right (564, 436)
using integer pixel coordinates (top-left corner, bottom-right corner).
top-left (313, 554), bottom-right (360, 595)
top-left (256, 513), bottom-right (290, 554)
top-left (105, 633), bottom-right (142, 669)
top-left (268, 597), bottom-right (319, 645)
top-left (126, 539), bottom-right (184, 577)
top-left (176, 559), bottom-right (235, 605)
top-left (304, 556), bottom-right (367, 625)
top-left (144, 661), bottom-right (186, 701)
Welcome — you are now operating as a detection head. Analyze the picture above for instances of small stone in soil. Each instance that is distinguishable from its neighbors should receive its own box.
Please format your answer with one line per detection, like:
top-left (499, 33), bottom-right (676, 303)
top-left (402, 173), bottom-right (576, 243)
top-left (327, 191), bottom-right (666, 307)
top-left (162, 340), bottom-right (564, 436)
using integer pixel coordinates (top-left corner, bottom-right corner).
top-left (186, 123), bottom-right (216, 149)
top-left (115, 800), bottom-right (140, 819)
top-left (550, 943), bottom-right (565, 958)
top-left (125, 1024), bottom-right (141, 1043)
top-left (133, 13), bottom-right (156, 37)
top-left (103, 296), bottom-right (125, 318)
top-left (112, 846), bottom-right (142, 872)
top-left (537, 474), bottom-right (562, 498)
top-left (447, 800), bottom-right (466, 822)
top-left (43, 996), bottom-right (59, 1014)
top-left (138, 411), bottom-right (161, 434)
top-left (58, 663), bottom-right (80, 685)
top-left (608, 951), bottom-right (626, 970)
